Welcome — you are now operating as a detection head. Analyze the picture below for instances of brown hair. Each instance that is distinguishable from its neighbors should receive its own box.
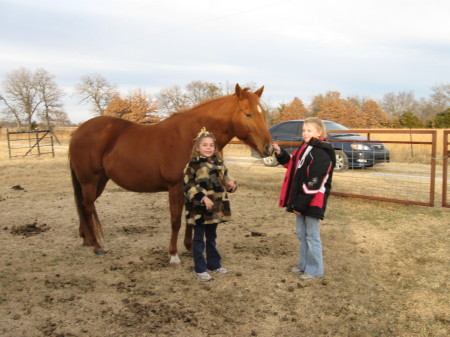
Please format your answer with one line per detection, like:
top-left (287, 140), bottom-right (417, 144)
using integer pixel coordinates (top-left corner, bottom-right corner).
top-left (304, 117), bottom-right (327, 138)
top-left (190, 131), bottom-right (223, 161)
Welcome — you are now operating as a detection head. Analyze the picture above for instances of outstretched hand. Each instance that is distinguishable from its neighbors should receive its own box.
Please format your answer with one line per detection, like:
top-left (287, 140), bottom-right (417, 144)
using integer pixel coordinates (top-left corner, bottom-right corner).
top-left (227, 181), bottom-right (237, 191)
top-left (271, 142), bottom-right (281, 155)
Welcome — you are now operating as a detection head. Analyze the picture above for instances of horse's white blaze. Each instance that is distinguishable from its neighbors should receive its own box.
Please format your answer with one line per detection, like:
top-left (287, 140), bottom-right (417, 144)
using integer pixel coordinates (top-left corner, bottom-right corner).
top-left (257, 105), bottom-right (263, 114)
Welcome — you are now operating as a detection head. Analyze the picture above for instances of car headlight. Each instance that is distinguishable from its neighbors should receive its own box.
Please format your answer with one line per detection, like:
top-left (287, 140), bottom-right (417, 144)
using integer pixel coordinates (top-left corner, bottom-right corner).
top-left (351, 143), bottom-right (371, 151)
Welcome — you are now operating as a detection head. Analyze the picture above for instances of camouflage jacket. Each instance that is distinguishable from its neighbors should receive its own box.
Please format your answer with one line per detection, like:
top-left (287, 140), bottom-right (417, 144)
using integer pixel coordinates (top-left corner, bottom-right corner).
top-left (183, 156), bottom-right (236, 226)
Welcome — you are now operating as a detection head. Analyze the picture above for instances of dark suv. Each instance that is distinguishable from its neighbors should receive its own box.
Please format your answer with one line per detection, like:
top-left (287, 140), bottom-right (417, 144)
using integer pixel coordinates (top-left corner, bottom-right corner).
top-left (257, 120), bottom-right (390, 171)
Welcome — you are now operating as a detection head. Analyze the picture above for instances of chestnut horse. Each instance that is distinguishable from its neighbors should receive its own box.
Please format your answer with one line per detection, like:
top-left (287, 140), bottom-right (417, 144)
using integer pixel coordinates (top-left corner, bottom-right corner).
top-left (69, 84), bottom-right (273, 264)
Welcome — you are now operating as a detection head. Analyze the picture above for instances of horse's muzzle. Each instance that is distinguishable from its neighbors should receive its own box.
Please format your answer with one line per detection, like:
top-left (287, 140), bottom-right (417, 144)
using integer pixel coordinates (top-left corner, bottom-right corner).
top-left (263, 143), bottom-right (274, 157)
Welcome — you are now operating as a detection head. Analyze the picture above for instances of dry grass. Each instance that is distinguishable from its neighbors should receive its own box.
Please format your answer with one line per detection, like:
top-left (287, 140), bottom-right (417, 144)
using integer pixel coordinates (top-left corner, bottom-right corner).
top-left (0, 136), bottom-right (449, 336)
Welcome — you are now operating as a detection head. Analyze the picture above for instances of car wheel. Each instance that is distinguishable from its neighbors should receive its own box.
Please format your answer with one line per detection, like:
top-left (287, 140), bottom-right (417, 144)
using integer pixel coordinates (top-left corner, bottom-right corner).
top-left (262, 155), bottom-right (278, 167)
top-left (334, 150), bottom-right (348, 172)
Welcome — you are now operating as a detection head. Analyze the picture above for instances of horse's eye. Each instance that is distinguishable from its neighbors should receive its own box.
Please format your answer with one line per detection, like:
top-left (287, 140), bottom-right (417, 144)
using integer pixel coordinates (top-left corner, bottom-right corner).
top-left (245, 113), bottom-right (253, 118)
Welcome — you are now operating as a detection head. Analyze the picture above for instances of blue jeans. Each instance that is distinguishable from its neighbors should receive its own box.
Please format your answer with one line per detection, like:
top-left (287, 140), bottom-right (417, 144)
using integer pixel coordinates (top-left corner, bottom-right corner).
top-left (295, 215), bottom-right (324, 277)
top-left (192, 223), bottom-right (221, 273)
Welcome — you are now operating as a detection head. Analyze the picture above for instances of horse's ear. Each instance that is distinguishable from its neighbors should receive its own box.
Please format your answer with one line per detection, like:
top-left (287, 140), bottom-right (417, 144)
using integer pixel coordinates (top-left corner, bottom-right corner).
top-left (254, 86), bottom-right (264, 98)
top-left (235, 83), bottom-right (243, 98)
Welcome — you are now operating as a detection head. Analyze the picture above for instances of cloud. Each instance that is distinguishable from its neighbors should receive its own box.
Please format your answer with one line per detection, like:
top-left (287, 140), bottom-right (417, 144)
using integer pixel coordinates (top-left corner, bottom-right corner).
top-left (1, 0), bottom-right (450, 123)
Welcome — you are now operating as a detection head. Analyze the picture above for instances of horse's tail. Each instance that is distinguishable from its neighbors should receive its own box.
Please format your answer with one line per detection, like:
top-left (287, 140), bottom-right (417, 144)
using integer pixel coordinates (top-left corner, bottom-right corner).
top-left (70, 163), bottom-right (103, 245)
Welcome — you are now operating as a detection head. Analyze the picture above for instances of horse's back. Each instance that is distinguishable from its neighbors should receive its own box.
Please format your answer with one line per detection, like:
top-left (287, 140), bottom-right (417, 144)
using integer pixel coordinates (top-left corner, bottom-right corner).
top-left (71, 116), bottom-right (133, 145)
top-left (69, 116), bottom-right (170, 192)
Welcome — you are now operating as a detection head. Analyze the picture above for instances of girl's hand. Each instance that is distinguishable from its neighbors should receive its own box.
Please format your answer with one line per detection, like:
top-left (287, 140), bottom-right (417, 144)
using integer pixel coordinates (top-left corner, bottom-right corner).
top-left (227, 181), bottom-right (237, 191)
top-left (203, 196), bottom-right (214, 210)
top-left (271, 142), bottom-right (281, 155)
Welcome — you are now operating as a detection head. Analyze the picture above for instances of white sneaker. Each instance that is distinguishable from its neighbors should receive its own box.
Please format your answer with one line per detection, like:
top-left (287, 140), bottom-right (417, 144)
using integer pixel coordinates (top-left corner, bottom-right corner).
top-left (300, 273), bottom-right (322, 280)
top-left (208, 267), bottom-right (228, 274)
top-left (194, 271), bottom-right (214, 281)
top-left (291, 266), bottom-right (304, 275)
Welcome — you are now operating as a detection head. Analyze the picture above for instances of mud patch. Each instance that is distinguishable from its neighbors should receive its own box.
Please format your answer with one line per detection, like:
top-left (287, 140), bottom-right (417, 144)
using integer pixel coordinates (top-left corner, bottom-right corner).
top-left (9, 221), bottom-right (49, 237)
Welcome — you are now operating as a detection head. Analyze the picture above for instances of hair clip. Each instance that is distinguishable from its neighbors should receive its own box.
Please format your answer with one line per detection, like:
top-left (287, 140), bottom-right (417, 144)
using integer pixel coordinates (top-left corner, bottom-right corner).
top-left (195, 127), bottom-right (211, 139)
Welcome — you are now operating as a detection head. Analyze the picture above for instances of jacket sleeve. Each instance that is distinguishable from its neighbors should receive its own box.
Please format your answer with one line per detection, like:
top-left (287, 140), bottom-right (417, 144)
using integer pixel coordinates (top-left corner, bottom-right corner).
top-left (292, 149), bottom-right (333, 212)
top-left (275, 148), bottom-right (291, 166)
top-left (223, 164), bottom-right (237, 193)
top-left (183, 164), bottom-right (207, 204)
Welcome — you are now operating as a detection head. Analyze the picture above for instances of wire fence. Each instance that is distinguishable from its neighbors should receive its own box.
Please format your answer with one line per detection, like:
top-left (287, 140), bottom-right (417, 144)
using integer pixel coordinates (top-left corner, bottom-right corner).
top-left (227, 129), bottom-right (449, 207)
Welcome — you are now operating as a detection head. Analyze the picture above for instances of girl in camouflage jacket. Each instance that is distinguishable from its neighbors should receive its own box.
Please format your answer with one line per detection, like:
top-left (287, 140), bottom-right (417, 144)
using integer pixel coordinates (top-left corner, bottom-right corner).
top-left (183, 128), bottom-right (237, 281)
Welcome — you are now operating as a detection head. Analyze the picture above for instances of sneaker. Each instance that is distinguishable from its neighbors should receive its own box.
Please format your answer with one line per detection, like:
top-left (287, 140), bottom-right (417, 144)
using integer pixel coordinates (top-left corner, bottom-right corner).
top-left (300, 273), bottom-right (322, 280)
top-left (194, 271), bottom-right (214, 281)
top-left (208, 267), bottom-right (228, 274)
top-left (291, 266), bottom-right (304, 275)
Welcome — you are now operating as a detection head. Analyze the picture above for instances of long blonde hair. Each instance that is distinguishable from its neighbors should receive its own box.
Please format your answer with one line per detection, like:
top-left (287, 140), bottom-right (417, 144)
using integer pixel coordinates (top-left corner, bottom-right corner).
top-left (190, 128), bottom-right (223, 161)
top-left (304, 117), bottom-right (327, 139)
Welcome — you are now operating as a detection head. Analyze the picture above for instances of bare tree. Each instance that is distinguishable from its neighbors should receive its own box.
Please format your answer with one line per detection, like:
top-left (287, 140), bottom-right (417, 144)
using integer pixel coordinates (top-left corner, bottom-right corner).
top-left (379, 91), bottom-right (420, 118)
top-left (157, 85), bottom-right (189, 116)
top-left (157, 81), bottom-right (226, 116)
top-left (0, 93), bottom-right (22, 129)
top-left (75, 73), bottom-right (118, 116)
top-left (1, 68), bottom-right (67, 130)
top-left (35, 69), bottom-right (68, 141)
top-left (430, 83), bottom-right (450, 108)
top-left (0, 68), bottom-right (42, 130)
top-left (185, 81), bottom-right (223, 106)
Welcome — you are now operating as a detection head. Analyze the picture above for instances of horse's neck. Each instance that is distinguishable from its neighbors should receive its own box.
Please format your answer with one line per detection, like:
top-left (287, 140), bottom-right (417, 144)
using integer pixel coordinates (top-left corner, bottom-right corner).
top-left (205, 123), bottom-right (234, 149)
top-left (172, 108), bottom-right (235, 149)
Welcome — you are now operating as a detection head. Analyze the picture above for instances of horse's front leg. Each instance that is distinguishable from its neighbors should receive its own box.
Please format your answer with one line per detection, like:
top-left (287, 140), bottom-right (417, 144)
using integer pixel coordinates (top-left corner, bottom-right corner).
top-left (168, 183), bottom-right (184, 265)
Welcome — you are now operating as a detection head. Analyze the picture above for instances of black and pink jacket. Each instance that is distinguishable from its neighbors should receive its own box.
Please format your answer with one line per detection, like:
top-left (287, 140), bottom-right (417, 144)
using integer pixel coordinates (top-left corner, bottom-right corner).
top-left (276, 138), bottom-right (336, 220)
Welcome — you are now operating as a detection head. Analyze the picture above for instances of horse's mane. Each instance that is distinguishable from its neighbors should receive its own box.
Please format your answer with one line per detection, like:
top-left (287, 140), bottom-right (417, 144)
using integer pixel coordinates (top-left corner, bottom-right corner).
top-left (171, 87), bottom-right (253, 116)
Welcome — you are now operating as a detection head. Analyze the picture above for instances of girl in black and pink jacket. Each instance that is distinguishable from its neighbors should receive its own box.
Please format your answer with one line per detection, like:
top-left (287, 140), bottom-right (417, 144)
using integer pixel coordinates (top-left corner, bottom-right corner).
top-left (272, 117), bottom-right (335, 280)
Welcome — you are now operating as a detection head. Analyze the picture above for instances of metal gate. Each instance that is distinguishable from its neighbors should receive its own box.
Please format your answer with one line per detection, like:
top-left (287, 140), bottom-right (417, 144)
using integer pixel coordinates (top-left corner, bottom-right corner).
top-left (6, 129), bottom-right (55, 158)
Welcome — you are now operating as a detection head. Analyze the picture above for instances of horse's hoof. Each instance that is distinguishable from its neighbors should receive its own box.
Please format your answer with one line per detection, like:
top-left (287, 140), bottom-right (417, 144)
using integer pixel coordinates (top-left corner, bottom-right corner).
top-left (94, 249), bottom-right (105, 255)
top-left (169, 254), bottom-right (181, 266)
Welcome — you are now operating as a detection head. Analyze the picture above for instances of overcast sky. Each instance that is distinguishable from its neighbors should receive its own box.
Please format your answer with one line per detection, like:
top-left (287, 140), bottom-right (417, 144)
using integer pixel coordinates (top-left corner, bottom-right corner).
top-left (1, 0), bottom-right (450, 123)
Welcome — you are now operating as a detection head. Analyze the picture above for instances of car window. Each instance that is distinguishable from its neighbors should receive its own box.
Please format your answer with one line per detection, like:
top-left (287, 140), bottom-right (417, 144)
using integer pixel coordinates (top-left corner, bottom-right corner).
top-left (324, 121), bottom-right (358, 136)
top-left (324, 121), bottom-right (348, 131)
top-left (272, 122), bottom-right (302, 137)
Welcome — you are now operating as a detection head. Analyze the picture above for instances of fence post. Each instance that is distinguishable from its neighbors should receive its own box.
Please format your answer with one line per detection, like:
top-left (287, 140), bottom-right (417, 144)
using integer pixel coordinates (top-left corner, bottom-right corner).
top-left (50, 131), bottom-right (55, 157)
top-left (36, 131), bottom-right (41, 156)
top-left (443, 131), bottom-right (449, 208)
top-left (429, 130), bottom-right (437, 207)
top-left (7, 129), bottom-right (12, 159)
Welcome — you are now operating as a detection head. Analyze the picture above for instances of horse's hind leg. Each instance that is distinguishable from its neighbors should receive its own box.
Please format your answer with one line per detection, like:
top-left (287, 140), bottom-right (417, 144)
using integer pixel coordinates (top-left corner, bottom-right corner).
top-left (79, 178), bottom-right (106, 255)
top-left (79, 172), bottom-right (109, 251)
top-left (168, 183), bottom-right (184, 265)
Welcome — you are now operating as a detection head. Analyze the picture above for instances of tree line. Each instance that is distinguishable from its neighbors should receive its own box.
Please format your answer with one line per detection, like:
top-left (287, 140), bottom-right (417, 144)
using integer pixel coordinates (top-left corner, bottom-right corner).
top-left (1, 67), bottom-right (449, 131)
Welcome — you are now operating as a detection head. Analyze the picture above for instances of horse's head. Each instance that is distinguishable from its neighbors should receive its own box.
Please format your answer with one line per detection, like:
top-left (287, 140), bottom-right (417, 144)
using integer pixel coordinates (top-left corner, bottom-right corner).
top-left (232, 84), bottom-right (273, 157)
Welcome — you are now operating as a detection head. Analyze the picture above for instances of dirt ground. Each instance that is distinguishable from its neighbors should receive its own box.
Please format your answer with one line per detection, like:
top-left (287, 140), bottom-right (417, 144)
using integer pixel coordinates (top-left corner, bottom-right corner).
top-left (0, 150), bottom-right (449, 337)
